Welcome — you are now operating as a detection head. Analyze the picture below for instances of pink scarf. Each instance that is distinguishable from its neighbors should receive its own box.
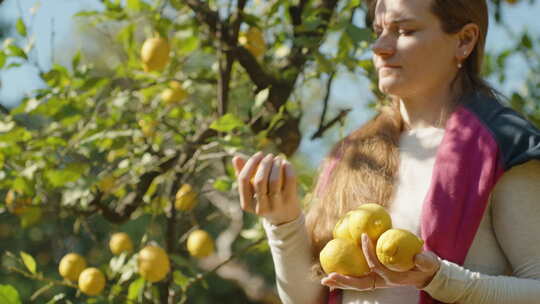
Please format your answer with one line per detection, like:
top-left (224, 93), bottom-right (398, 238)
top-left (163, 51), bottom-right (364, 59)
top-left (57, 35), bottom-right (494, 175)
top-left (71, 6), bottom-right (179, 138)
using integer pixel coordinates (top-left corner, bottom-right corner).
top-left (324, 92), bottom-right (540, 304)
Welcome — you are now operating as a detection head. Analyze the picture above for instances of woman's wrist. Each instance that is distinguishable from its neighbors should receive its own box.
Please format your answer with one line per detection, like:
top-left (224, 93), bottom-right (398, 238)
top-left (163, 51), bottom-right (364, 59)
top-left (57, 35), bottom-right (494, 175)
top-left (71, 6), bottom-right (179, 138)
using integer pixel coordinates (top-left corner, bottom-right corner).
top-left (416, 258), bottom-right (441, 289)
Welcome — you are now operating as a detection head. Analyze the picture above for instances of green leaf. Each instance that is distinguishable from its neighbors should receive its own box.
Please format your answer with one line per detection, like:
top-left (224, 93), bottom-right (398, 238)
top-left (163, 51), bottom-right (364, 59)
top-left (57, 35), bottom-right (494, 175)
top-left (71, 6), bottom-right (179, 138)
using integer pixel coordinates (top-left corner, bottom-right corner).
top-left (71, 51), bottom-right (81, 71)
top-left (16, 18), bottom-right (27, 37)
top-left (0, 51), bottom-right (6, 68)
top-left (7, 45), bottom-right (27, 60)
top-left (0, 285), bottom-right (21, 304)
top-left (213, 178), bottom-right (232, 192)
top-left (127, 277), bottom-right (144, 301)
top-left (209, 114), bottom-right (244, 132)
top-left (127, 0), bottom-right (141, 12)
top-left (44, 164), bottom-right (87, 188)
top-left (253, 88), bottom-right (269, 110)
top-left (346, 24), bottom-right (372, 45)
top-left (521, 33), bottom-right (532, 49)
top-left (173, 271), bottom-right (189, 290)
top-left (19, 251), bottom-right (37, 274)
top-left (12, 177), bottom-right (33, 195)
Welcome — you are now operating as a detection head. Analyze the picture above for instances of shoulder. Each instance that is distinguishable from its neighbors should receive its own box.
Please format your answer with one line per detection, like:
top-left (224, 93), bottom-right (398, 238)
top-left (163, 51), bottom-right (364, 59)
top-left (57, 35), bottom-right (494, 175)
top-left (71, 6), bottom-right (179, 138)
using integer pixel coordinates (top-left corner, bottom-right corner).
top-left (493, 160), bottom-right (540, 198)
top-left (462, 91), bottom-right (540, 169)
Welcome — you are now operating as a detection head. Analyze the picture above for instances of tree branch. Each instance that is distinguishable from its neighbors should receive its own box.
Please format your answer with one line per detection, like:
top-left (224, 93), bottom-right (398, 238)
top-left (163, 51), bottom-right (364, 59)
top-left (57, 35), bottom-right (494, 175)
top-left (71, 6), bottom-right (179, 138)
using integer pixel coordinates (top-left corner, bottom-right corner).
top-left (184, 0), bottom-right (276, 90)
top-left (311, 108), bottom-right (352, 140)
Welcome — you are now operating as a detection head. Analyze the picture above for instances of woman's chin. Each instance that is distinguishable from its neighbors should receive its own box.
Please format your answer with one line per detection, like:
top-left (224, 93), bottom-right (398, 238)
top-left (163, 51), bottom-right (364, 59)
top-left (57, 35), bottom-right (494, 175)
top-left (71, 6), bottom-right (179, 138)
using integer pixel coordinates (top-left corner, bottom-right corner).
top-left (379, 80), bottom-right (404, 96)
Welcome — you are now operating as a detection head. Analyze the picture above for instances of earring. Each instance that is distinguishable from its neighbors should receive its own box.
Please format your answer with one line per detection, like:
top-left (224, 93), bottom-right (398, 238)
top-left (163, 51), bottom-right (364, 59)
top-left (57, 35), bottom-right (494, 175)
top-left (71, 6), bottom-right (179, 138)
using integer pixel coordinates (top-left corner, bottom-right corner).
top-left (457, 62), bottom-right (463, 69)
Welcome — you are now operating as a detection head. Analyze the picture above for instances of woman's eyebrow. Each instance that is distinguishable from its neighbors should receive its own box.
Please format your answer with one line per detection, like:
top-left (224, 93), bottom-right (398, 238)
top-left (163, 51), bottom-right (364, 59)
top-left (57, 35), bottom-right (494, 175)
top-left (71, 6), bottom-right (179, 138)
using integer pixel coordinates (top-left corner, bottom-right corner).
top-left (373, 17), bottom-right (417, 28)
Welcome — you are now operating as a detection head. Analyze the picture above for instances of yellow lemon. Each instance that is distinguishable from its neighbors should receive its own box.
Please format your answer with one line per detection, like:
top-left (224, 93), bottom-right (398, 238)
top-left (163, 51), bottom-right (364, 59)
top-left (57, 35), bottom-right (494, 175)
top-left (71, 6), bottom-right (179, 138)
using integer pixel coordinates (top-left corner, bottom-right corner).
top-left (78, 267), bottom-right (106, 296)
top-left (109, 232), bottom-right (134, 255)
top-left (319, 238), bottom-right (370, 276)
top-left (141, 36), bottom-right (170, 72)
top-left (348, 203), bottom-right (392, 246)
top-left (138, 245), bottom-right (170, 282)
top-left (333, 212), bottom-right (353, 240)
top-left (138, 120), bottom-right (157, 138)
top-left (59, 253), bottom-right (87, 282)
top-left (98, 175), bottom-right (116, 193)
top-left (5, 190), bottom-right (32, 215)
top-left (376, 228), bottom-right (424, 272)
top-left (239, 27), bottom-right (266, 58)
top-left (175, 183), bottom-right (198, 211)
top-left (161, 81), bottom-right (188, 105)
top-left (187, 229), bottom-right (215, 258)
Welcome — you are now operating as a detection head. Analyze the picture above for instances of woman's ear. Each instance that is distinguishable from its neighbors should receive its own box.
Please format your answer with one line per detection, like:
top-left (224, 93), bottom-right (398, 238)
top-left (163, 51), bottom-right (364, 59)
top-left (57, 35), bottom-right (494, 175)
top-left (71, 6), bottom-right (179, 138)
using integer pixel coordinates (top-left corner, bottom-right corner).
top-left (455, 23), bottom-right (480, 62)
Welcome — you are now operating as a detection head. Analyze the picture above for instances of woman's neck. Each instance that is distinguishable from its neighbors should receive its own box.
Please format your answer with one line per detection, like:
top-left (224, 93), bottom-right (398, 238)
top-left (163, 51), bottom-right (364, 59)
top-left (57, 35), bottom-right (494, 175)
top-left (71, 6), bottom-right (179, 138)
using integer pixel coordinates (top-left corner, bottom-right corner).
top-left (398, 90), bottom-right (457, 131)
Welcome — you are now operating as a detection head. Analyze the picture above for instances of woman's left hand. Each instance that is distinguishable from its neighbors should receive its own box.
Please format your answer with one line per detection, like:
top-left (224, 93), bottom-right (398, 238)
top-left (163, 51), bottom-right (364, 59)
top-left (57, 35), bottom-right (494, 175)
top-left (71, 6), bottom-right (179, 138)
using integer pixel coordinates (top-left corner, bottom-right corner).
top-left (321, 233), bottom-right (441, 291)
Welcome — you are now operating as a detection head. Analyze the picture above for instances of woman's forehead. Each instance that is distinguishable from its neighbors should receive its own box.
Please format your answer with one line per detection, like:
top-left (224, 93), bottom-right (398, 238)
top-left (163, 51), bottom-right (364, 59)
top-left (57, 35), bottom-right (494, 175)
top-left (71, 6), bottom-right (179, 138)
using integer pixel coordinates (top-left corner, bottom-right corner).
top-left (373, 0), bottom-right (432, 24)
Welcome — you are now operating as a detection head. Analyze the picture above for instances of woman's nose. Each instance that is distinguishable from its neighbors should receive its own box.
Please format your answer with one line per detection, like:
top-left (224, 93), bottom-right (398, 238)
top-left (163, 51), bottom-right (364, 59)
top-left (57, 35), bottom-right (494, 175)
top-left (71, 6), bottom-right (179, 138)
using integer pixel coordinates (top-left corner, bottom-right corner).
top-left (371, 34), bottom-right (395, 57)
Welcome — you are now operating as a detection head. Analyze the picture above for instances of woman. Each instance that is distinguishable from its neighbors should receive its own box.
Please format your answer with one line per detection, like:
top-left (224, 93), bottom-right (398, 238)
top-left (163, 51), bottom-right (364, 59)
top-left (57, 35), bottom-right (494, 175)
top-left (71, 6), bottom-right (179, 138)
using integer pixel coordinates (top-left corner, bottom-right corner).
top-left (232, 0), bottom-right (540, 303)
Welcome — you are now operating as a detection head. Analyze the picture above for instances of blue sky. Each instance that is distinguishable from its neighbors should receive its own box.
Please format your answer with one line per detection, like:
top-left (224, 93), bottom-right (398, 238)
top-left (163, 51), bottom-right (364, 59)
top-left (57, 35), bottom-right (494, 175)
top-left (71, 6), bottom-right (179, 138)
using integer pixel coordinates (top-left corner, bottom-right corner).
top-left (1, 0), bottom-right (539, 167)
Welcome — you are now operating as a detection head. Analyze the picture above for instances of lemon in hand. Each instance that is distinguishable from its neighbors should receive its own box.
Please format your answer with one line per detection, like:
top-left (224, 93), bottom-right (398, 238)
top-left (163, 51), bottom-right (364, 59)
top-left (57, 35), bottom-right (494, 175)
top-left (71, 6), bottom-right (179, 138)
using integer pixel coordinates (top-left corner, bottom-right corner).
top-left (187, 229), bottom-right (215, 258)
top-left (319, 238), bottom-right (370, 276)
top-left (376, 228), bottom-right (424, 272)
top-left (333, 212), bottom-right (352, 240)
top-left (78, 267), bottom-right (106, 296)
top-left (109, 232), bottom-right (134, 255)
top-left (59, 253), bottom-right (87, 282)
top-left (138, 245), bottom-right (170, 283)
top-left (347, 203), bottom-right (392, 245)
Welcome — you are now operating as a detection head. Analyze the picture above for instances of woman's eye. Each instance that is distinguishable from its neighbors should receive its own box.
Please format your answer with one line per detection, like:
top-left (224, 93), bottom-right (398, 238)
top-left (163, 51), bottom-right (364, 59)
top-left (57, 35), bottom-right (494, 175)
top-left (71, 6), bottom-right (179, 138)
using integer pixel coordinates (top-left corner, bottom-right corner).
top-left (399, 30), bottom-right (415, 36)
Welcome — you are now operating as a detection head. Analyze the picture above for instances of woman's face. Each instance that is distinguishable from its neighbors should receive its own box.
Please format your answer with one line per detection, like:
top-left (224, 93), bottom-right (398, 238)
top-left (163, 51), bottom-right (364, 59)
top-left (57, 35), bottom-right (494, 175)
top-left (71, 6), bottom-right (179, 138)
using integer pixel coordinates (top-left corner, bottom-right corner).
top-left (371, 0), bottom-right (459, 99)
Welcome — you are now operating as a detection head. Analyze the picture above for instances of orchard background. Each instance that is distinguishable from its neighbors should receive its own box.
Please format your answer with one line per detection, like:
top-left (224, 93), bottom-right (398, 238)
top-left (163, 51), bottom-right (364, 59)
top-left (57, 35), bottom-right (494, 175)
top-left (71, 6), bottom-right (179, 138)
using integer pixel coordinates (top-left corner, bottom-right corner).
top-left (0, 0), bottom-right (539, 303)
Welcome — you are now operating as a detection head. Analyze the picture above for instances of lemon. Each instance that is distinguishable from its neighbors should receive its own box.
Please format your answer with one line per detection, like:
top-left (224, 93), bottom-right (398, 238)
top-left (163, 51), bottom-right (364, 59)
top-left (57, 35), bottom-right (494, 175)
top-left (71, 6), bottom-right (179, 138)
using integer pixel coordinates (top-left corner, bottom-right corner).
top-left (161, 81), bottom-right (188, 105)
top-left (333, 212), bottom-right (352, 240)
top-left (5, 190), bottom-right (31, 215)
top-left (175, 184), bottom-right (197, 211)
top-left (138, 120), bottom-right (157, 138)
top-left (138, 245), bottom-right (170, 282)
top-left (98, 175), bottom-right (116, 193)
top-left (59, 253), bottom-right (87, 282)
top-left (109, 232), bottom-right (134, 255)
top-left (347, 203), bottom-right (392, 246)
top-left (319, 238), bottom-right (370, 276)
top-left (141, 36), bottom-right (170, 72)
top-left (239, 27), bottom-right (266, 59)
top-left (78, 267), bottom-right (106, 296)
top-left (376, 228), bottom-right (424, 272)
top-left (187, 229), bottom-right (215, 258)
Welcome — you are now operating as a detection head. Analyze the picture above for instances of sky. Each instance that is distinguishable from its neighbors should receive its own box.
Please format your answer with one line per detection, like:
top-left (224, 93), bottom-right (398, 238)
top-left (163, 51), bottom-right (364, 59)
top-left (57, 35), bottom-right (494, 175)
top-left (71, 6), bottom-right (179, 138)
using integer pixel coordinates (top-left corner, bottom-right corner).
top-left (0, 0), bottom-right (539, 168)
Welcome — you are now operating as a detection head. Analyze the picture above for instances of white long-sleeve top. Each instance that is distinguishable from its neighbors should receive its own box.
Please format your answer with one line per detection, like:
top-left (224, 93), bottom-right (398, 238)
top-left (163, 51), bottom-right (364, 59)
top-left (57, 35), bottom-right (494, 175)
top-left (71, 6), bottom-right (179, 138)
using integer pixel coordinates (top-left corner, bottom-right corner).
top-left (263, 127), bottom-right (540, 304)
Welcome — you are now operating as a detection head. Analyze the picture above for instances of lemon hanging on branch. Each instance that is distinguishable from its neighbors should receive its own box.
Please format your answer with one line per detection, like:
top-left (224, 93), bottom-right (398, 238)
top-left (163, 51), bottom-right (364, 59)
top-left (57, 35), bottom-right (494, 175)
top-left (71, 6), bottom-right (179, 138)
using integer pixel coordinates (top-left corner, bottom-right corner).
top-left (175, 183), bottom-right (198, 211)
top-left (137, 245), bottom-right (170, 283)
top-left (78, 267), bottom-right (106, 296)
top-left (239, 27), bottom-right (266, 59)
top-left (161, 81), bottom-right (188, 105)
top-left (58, 253), bottom-right (87, 282)
top-left (141, 36), bottom-right (170, 72)
top-left (109, 232), bottom-right (134, 255)
top-left (187, 229), bottom-right (215, 258)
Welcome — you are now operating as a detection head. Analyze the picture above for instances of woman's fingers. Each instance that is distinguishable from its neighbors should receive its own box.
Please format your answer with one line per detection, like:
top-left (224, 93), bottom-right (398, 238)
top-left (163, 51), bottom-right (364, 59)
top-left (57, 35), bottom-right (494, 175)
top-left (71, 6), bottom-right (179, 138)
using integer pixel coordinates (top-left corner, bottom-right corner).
top-left (237, 151), bottom-right (264, 212)
top-left (252, 153), bottom-right (275, 215)
top-left (232, 155), bottom-right (247, 176)
top-left (323, 272), bottom-right (377, 291)
top-left (282, 160), bottom-right (297, 195)
top-left (268, 157), bottom-right (284, 195)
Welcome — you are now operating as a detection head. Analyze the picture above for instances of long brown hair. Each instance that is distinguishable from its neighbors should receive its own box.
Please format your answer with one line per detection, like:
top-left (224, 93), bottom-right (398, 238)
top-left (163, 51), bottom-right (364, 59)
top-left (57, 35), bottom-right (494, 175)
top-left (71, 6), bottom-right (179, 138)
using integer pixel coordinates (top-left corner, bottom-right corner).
top-left (305, 0), bottom-right (503, 259)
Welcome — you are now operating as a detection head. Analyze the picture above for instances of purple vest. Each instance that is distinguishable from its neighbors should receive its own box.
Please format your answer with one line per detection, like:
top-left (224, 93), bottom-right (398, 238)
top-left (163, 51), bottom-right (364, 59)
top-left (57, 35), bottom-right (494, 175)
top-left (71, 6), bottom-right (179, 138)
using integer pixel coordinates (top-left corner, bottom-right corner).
top-left (325, 91), bottom-right (540, 304)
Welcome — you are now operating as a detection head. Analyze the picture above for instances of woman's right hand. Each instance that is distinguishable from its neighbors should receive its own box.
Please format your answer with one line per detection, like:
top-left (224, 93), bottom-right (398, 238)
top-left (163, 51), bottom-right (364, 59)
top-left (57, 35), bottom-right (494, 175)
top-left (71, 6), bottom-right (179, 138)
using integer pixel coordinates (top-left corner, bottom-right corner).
top-left (232, 151), bottom-right (301, 226)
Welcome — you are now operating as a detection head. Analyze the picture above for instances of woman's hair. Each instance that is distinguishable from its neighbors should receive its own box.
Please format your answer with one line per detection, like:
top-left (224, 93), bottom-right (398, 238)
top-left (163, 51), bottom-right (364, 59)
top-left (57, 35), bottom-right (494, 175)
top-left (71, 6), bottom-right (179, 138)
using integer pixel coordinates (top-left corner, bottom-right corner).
top-left (305, 0), bottom-right (503, 260)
